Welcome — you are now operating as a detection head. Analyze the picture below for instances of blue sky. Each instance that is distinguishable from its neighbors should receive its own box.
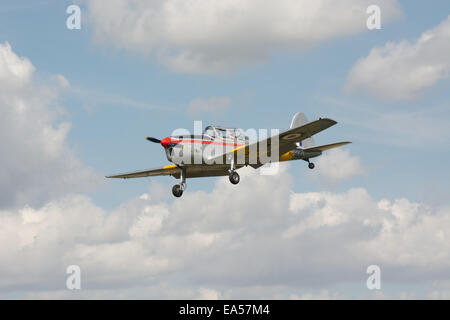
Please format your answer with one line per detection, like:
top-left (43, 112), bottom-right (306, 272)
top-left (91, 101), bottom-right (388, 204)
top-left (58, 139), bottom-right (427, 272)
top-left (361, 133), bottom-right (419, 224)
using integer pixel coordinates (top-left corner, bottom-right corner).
top-left (1, 0), bottom-right (450, 299)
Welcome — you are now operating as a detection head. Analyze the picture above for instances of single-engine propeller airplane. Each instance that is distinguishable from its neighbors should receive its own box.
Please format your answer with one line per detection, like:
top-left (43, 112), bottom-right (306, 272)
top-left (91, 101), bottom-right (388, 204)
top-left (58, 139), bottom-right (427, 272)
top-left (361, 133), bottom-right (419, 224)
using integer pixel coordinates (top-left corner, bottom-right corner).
top-left (106, 113), bottom-right (351, 197)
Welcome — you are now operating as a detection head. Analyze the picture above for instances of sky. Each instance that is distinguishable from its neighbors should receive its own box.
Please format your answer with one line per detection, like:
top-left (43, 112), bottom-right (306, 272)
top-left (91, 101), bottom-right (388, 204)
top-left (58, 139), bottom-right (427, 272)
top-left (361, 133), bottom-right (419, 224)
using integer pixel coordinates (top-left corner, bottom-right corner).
top-left (0, 0), bottom-right (450, 299)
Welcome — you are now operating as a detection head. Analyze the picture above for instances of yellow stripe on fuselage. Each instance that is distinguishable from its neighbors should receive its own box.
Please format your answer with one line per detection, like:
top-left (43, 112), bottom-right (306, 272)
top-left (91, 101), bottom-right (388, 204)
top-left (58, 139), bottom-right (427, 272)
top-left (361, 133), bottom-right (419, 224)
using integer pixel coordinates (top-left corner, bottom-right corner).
top-left (163, 164), bottom-right (176, 170)
top-left (232, 145), bottom-right (246, 153)
top-left (280, 150), bottom-right (293, 162)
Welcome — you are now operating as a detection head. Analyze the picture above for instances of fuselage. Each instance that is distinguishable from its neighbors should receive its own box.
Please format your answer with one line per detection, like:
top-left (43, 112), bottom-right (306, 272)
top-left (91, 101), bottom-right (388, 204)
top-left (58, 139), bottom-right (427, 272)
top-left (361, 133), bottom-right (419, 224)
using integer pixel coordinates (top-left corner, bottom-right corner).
top-left (163, 134), bottom-right (246, 165)
top-left (161, 134), bottom-right (321, 166)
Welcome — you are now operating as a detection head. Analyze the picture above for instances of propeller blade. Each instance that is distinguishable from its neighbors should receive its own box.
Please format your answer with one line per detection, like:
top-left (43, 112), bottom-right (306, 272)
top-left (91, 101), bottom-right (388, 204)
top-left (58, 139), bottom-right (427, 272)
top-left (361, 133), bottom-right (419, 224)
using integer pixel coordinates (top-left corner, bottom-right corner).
top-left (146, 137), bottom-right (161, 143)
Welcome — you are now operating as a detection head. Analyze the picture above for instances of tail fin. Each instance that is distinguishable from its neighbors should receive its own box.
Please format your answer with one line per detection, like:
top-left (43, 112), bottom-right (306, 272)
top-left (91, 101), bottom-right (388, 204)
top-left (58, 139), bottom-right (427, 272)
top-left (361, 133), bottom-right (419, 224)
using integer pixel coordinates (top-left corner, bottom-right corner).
top-left (290, 112), bottom-right (315, 148)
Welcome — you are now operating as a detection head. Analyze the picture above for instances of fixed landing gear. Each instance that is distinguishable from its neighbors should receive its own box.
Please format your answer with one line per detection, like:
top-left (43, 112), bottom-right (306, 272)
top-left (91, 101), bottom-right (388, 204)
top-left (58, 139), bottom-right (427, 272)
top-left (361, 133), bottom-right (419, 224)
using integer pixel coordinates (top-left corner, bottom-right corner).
top-left (172, 184), bottom-right (184, 197)
top-left (306, 159), bottom-right (315, 169)
top-left (229, 171), bottom-right (240, 185)
top-left (172, 167), bottom-right (186, 197)
top-left (228, 156), bottom-right (240, 185)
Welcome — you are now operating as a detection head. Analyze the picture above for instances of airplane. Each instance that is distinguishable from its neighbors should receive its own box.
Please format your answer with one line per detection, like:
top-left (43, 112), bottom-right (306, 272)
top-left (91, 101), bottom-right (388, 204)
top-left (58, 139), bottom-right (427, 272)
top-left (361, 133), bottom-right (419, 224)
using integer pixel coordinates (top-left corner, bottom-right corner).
top-left (106, 113), bottom-right (351, 197)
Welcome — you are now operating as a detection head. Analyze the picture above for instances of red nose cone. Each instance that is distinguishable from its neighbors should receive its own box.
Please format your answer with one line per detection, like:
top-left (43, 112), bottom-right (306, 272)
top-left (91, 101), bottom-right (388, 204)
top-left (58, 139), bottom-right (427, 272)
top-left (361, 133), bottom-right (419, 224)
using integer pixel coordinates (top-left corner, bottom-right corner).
top-left (160, 137), bottom-right (171, 149)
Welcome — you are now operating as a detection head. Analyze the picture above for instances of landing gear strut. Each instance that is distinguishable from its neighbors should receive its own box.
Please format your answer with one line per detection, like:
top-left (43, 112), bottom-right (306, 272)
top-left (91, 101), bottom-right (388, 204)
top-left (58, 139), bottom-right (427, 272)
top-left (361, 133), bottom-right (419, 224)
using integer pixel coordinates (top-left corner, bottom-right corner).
top-left (228, 156), bottom-right (240, 185)
top-left (172, 167), bottom-right (186, 197)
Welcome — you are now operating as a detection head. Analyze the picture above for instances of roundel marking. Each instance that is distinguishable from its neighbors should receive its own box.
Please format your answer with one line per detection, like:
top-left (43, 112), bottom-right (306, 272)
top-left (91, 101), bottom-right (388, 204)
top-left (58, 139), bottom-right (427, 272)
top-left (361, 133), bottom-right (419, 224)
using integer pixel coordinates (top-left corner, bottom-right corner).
top-left (283, 133), bottom-right (301, 140)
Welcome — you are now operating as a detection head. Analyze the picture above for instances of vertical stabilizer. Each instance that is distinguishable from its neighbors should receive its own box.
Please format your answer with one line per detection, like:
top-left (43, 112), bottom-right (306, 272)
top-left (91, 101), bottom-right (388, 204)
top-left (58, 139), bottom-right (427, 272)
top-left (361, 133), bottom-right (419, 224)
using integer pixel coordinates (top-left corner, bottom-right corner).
top-left (290, 112), bottom-right (315, 148)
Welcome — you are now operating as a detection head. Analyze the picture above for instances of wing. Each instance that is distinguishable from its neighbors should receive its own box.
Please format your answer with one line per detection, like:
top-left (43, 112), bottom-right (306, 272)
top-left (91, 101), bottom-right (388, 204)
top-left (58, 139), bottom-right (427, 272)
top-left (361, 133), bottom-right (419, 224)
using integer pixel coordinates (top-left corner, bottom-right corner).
top-left (106, 164), bottom-right (236, 179)
top-left (208, 118), bottom-right (337, 166)
top-left (106, 164), bottom-right (179, 179)
top-left (303, 141), bottom-right (351, 153)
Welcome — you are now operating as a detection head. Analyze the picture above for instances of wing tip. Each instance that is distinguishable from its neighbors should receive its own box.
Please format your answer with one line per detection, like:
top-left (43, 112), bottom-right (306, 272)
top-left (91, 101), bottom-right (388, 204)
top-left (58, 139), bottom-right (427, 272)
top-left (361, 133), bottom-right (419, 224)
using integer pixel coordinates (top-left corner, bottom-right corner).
top-left (335, 141), bottom-right (352, 147)
top-left (318, 117), bottom-right (336, 121)
top-left (105, 174), bottom-right (128, 179)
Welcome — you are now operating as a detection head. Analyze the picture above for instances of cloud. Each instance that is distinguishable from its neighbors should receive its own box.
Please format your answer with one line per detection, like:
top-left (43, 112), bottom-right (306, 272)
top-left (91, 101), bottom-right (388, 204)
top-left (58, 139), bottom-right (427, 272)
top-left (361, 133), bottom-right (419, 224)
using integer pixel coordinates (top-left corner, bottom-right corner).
top-left (0, 42), bottom-right (34, 88)
top-left (345, 16), bottom-right (450, 100)
top-left (0, 42), bottom-right (99, 208)
top-left (311, 148), bottom-right (363, 184)
top-left (1, 164), bottom-right (450, 298)
top-left (85, 0), bottom-right (402, 73)
top-left (187, 96), bottom-right (231, 115)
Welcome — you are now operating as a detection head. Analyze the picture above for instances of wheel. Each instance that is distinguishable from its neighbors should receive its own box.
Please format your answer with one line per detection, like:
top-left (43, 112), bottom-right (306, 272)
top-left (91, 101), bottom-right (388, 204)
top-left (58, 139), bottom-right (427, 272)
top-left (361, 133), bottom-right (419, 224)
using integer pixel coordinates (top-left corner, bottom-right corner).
top-left (308, 162), bottom-right (315, 169)
top-left (229, 171), bottom-right (240, 185)
top-left (172, 184), bottom-right (183, 197)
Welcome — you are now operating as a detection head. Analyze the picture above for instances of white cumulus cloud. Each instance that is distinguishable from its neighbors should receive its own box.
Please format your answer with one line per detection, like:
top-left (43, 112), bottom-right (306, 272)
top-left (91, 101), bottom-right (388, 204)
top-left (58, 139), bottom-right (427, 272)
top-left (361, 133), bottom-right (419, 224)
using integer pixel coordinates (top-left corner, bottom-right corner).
top-left (0, 42), bottom-right (99, 208)
top-left (1, 165), bottom-right (450, 298)
top-left (345, 15), bottom-right (450, 100)
top-left (312, 148), bottom-right (364, 184)
top-left (85, 0), bottom-right (402, 73)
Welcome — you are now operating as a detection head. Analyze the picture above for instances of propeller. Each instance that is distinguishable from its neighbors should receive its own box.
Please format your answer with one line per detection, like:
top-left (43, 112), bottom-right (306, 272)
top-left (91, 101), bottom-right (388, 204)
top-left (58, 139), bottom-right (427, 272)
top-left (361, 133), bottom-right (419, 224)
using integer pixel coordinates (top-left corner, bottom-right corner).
top-left (146, 136), bottom-right (178, 148)
top-left (146, 137), bottom-right (161, 144)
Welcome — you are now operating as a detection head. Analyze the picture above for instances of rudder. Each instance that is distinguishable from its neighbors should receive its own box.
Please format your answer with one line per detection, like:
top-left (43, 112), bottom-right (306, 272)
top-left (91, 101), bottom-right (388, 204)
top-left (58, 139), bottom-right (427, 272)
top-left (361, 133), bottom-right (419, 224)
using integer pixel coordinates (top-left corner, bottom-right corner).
top-left (290, 112), bottom-right (315, 148)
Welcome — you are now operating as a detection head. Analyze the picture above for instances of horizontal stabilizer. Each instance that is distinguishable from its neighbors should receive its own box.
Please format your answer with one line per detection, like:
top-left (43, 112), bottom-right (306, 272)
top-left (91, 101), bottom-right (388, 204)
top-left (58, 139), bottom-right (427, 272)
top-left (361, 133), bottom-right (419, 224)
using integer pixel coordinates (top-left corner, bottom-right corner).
top-left (303, 141), bottom-right (351, 152)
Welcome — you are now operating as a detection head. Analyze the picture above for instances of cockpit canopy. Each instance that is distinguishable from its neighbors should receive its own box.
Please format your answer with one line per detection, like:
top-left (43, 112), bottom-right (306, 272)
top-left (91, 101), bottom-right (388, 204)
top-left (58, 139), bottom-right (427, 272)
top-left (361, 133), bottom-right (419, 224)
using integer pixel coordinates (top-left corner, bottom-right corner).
top-left (203, 125), bottom-right (246, 141)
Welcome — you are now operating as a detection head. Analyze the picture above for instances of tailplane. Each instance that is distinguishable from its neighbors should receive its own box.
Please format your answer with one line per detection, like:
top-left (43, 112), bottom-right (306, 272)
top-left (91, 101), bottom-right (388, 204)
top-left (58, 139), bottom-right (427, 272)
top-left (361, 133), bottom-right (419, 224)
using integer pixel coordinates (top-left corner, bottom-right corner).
top-left (302, 141), bottom-right (351, 153)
